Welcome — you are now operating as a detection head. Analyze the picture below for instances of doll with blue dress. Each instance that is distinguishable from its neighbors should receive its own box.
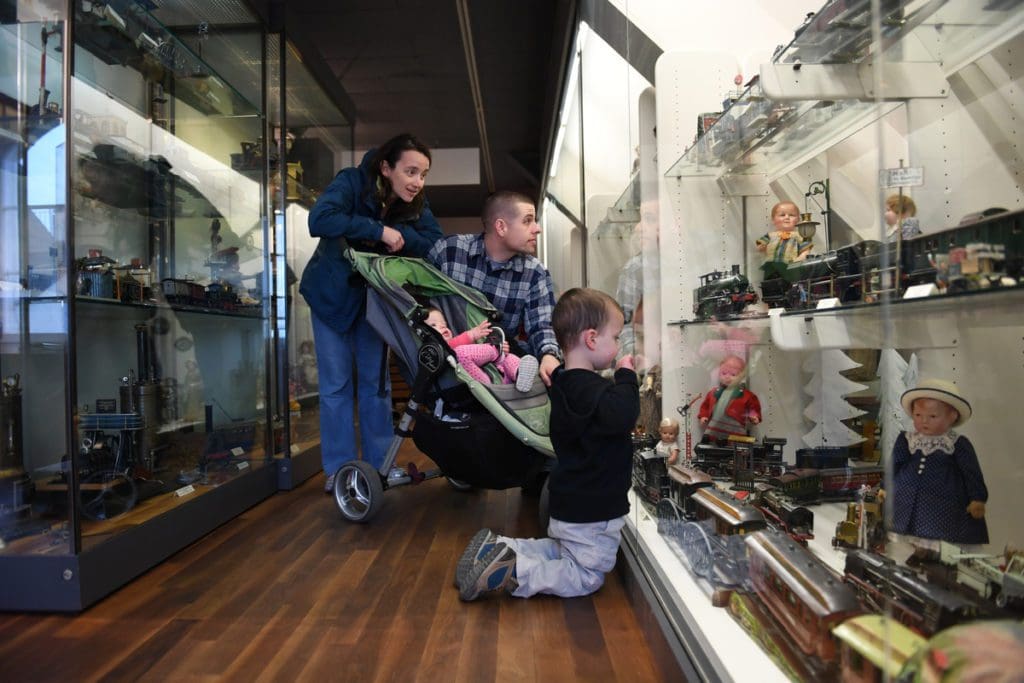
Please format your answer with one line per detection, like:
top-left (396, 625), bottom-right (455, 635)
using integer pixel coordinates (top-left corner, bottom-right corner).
top-left (891, 379), bottom-right (988, 565)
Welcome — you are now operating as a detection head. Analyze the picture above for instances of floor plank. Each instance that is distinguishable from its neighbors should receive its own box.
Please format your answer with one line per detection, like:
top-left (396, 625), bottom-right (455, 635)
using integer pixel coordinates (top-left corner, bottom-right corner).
top-left (0, 442), bottom-right (685, 682)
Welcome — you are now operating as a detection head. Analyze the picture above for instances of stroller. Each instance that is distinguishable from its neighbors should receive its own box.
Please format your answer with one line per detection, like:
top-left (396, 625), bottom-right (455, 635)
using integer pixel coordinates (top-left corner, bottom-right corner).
top-left (331, 243), bottom-right (554, 523)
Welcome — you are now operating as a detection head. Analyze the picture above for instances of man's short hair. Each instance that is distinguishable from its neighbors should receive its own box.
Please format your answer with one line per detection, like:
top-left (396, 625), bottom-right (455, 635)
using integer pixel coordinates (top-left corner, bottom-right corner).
top-left (552, 287), bottom-right (622, 351)
top-left (482, 190), bottom-right (535, 232)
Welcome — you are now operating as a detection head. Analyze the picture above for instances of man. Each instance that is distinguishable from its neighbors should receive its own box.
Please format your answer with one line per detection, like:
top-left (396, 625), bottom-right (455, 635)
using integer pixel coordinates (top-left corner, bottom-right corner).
top-left (427, 190), bottom-right (561, 385)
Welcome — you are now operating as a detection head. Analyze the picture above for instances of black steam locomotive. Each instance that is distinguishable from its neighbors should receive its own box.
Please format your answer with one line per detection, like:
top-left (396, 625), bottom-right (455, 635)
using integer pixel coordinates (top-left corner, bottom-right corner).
top-left (693, 265), bottom-right (759, 319)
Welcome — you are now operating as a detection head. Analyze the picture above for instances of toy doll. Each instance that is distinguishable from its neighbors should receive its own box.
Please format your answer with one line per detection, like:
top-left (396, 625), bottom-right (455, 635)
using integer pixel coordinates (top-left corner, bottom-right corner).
top-left (298, 340), bottom-right (318, 390)
top-left (656, 417), bottom-right (682, 465)
top-left (884, 193), bottom-right (922, 242)
top-left (891, 378), bottom-right (988, 563)
top-left (755, 200), bottom-right (814, 266)
top-left (698, 355), bottom-right (762, 443)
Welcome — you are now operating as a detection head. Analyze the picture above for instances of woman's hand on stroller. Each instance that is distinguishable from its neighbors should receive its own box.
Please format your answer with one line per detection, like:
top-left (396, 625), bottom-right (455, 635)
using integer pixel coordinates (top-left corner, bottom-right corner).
top-left (381, 225), bottom-right (405, 253)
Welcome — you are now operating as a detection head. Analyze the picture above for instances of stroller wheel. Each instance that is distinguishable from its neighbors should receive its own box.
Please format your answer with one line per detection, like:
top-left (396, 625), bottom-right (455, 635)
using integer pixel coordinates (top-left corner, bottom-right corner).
top-left (334, 461), bottom-right (384, 523)
top-left (445, 477), bottom-right (474, 492)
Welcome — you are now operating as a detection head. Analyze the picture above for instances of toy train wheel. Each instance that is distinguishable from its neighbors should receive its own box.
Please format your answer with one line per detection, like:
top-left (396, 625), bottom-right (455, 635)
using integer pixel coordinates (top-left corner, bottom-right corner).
top-left (334, 460), bottom-right (384, 523)
top-left (79, 469), bottom-right (138, 520)
top-left (656, 498), bottom-right (683, 520)
top-left (681, 522), bottom-right (714, 579)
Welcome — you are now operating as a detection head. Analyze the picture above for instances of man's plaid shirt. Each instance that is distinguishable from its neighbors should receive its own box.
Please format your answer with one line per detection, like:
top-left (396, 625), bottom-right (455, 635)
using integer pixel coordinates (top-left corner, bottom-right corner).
top-left (427, 233), bottom-right (560, 359)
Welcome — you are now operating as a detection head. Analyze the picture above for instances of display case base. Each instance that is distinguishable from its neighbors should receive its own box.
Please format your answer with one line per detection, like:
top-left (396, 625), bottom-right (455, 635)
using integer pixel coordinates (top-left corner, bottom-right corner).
top-left (0, 465), bottom-right (277, 612)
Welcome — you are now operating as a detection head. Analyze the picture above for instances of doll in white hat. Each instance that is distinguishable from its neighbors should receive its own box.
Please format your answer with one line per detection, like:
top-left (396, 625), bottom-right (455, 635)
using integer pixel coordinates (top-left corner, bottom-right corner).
top-left (891, 378), bottom-right (988, 563)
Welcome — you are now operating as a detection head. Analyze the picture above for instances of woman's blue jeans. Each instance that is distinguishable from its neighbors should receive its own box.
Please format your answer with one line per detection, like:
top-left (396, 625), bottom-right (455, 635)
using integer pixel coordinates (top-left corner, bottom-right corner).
top-left (311, 312), bottom-right (393, 475)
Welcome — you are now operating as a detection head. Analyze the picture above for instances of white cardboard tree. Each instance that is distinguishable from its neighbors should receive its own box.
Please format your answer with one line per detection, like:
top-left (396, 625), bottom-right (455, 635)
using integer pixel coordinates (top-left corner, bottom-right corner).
top-left (876, 350), bottom-right (918, 457)
top-left (802, 350), bottom-right (867, 449)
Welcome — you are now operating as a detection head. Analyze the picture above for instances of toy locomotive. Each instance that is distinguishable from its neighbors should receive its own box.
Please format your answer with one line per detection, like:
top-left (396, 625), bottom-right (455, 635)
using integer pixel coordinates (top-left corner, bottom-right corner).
top-left (693, 265), bottom-right (758, 319)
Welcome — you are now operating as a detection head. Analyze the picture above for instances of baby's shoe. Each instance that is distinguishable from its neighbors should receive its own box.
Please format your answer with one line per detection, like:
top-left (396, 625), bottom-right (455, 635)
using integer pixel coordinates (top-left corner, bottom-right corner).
top-left (515, 355), bottom-right (539, 393)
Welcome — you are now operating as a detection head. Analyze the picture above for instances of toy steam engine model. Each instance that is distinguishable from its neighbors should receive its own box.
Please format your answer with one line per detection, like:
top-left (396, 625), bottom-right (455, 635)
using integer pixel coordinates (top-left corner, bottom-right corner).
top-left (693, 265), bottom-right (758, 320)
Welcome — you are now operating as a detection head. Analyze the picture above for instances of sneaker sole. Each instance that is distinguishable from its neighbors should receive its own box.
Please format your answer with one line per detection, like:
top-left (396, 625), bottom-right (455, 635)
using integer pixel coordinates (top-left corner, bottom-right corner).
top-left (458, 543), bottom-right (515, 601)
top-left (515, 355), bottom-right (539, 393)
top-left (455, 528), bottom-right (496, 587)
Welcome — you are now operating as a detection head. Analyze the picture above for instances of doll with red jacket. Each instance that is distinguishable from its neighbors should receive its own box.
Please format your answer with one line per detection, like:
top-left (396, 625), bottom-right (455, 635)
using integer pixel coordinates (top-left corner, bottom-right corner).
top-left (698, 355), bottom-right (762, 443)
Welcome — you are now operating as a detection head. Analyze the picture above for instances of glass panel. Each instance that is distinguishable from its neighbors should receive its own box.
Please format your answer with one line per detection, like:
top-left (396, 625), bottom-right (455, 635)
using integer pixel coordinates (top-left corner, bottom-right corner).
top-left (1, 3), bottom-right (72, 555)
top-left (68, 0), bottom-right (266, 546)
top-left (281, 38), bottom-right (352, 458)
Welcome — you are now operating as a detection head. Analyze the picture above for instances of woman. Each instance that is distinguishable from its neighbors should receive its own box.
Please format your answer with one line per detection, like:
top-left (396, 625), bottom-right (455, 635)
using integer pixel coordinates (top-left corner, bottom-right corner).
top-left (300, 133), bottom-right (443, 492)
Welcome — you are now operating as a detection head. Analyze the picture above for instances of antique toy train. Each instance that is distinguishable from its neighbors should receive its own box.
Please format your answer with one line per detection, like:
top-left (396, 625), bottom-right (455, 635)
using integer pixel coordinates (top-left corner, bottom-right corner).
top-left (843, 549), bottom-right (984, 637)
top-left (693, 208), bottom-right (1024, 319)
top-left (760, 208), bottom-right (1024, 310)
top-left (693, 265), bottom-right (758, 319)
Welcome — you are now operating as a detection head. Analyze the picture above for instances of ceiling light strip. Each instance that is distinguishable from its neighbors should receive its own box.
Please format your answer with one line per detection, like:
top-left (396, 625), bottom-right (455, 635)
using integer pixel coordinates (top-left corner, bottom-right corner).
top-left (456, 0), bottom-right (495, 193)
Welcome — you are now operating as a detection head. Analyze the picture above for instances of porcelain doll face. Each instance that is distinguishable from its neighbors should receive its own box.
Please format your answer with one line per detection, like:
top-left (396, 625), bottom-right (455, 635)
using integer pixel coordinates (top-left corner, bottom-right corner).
top-left (659, 424), bottom-right (679, 444)
top-left (911, 397), bottom-right (959, 436)
top-left (718, 357), bottom-right (745, 386)
top-left (771, 202), bottom-right (800, 232)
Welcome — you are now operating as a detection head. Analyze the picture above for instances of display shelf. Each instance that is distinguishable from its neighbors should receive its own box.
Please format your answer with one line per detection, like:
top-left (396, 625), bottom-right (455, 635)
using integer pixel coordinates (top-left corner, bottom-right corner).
top-left (73, 0), bottom-right (258, 120)
top-left (669, 286), bottom-right (1024, 348)
top-left (665, 0), bottom-right (1024, 182)
top-left (626, 490), bottom-right (788, 683)
top-left (769, 285), bottom-right (1024, 350)
top-left (74, 295), bottom-right (264, 319)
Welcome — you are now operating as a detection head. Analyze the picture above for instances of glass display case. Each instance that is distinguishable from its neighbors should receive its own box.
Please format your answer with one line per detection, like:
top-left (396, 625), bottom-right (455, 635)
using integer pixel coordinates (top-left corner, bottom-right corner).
top-left (0, 0), bottom-right (278, 610)
top-left (264, 26), bottom-right (353, 488)
top-left (546, 0), bottom-right (1024, 679)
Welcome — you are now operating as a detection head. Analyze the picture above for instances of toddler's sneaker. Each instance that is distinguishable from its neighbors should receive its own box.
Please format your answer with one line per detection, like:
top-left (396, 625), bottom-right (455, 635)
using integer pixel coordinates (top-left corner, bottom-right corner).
top-left (455, 528), bottom-right (498, 587)
top-left (324, 471), bottom-right (336, 494)
top-left (458, 543), bottom-right (518, 601)
top-left (515, 355), bottom-right (539, 393)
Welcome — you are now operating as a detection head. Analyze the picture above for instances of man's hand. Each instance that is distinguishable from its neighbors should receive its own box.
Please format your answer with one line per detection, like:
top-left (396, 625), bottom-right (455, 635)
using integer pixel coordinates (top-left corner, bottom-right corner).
top-left (967, 500), bottom-right (986, 519)
top-left (381, 226), bottom-right (405, 253)
top-left (539, 354), bottom-right (561, 387)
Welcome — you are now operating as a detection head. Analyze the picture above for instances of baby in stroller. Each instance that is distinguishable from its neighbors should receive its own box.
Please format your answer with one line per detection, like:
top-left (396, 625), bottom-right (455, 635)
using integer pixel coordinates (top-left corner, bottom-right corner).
top-left (424, 306), bottom-right (540, 393)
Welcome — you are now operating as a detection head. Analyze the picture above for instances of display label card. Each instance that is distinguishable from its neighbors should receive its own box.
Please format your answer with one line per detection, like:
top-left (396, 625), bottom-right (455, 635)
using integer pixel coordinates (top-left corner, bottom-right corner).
top-left (175, 484), bottom-right (196, 497)
top-left (95, 399), bottom-right (117, 413)
top-left (880, 166), bottom-right (924, 188)
top-left (815, 297), bottom-right (841, 309)
top-left (236, 461), bottom-right (249, 471)
top-left (231, 446), bottom-right (245, 457)
top-left (290, 443), bottom-right (301, 455)
top-left (903, 283), bottom-right (938, 299)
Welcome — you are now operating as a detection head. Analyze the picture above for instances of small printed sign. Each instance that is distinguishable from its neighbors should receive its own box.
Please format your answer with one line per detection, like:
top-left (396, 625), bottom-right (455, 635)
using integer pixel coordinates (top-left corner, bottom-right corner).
top-left (880, 166), bottom-right (924, 188)
top-left (95, 399), bottom-right (117, 414)
top-left (230, 446), bottom-right (245, 457)
top-left (903, 283), bottom-right (938, 299)
top-left (290, 443), bottom-right (301, 455)
top-left (815, 297), bottom-right (841, 309)
top-left (236, 461), bottom-right (250, 471)
top-left (175, 484), bottom-right (196, 497)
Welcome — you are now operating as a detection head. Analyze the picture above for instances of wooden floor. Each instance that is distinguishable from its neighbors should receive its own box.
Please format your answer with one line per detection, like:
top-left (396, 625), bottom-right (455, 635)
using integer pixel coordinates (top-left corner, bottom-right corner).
top-left (0, 443), bottom-right (684, 682)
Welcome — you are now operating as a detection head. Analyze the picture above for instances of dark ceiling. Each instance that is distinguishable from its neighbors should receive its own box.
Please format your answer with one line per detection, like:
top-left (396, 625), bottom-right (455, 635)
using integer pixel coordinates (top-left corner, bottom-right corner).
top-left (271, 0), bottom-right (578, 220)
